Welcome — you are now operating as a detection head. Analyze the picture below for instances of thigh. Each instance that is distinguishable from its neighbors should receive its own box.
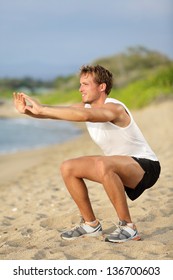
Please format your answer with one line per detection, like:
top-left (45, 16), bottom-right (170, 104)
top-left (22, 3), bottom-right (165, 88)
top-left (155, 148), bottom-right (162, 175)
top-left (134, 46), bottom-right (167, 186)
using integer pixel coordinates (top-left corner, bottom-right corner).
top-left (64, 155), bottom-right (145, 188)
top-left (63, 155), bottom-right (103, 183)
top-left (98, 155), bottom-right (145, 188)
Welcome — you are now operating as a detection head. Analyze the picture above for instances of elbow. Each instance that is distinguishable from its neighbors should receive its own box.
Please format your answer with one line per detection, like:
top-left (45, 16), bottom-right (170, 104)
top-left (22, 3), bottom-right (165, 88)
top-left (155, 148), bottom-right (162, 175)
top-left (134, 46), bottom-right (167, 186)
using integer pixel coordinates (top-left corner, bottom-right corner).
top-left (74, 108), bottom-right (94, 122)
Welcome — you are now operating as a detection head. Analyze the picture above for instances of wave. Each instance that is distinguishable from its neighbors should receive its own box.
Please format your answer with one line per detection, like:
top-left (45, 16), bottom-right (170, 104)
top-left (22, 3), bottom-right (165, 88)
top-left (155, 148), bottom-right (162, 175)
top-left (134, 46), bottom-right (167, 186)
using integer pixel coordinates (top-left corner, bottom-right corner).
top-left (0, 118), bottom-right (81, 154)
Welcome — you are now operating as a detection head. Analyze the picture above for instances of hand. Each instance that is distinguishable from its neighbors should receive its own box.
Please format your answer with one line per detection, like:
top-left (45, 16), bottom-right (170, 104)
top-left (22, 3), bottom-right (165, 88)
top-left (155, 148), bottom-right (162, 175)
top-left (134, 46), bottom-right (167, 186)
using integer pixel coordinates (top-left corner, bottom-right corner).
top-left (13, 92), bottom-right (26, 114)
top-left (20, 93), bottom-right (43, 115)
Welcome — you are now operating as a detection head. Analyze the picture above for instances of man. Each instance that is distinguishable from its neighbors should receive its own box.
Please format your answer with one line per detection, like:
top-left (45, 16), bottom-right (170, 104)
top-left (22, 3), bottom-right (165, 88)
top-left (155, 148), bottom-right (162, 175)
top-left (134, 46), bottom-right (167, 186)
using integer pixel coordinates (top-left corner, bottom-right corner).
top-left (13, 65), bottom-right (161, 243)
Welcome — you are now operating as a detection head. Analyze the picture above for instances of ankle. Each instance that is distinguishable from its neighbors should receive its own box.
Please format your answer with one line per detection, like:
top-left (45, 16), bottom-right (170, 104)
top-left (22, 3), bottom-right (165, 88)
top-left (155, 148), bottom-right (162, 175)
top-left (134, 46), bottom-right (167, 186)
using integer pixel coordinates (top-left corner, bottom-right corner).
top-left (85, 219), bottom-right (98, 227)
top-left (127, 222), bottom-right (134, 228)
top-left (127, 222), bottom-right (137, 230)
top-left (119, 220), bottom-right (135, 229)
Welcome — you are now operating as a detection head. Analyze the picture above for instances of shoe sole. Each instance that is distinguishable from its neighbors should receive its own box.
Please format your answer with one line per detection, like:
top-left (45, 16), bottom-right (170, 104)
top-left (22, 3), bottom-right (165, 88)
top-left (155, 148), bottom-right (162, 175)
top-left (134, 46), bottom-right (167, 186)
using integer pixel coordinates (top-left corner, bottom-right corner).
top-left (105, 234), bottom-right (141, 243)
top-left (61, 231), bottom-right (103, 241)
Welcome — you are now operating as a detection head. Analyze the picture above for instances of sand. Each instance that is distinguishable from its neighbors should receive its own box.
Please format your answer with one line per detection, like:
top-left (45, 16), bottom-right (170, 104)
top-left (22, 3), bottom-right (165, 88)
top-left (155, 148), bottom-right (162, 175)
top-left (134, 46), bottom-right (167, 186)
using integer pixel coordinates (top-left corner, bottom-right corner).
top-left (0, 99), bottom-right (173, 260)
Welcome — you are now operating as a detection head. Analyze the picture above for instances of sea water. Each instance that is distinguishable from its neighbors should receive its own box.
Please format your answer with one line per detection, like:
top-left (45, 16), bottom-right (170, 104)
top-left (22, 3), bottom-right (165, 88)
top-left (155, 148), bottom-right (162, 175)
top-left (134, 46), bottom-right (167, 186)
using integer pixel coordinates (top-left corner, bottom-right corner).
top-left (0, 118), bottom-right (81, 154)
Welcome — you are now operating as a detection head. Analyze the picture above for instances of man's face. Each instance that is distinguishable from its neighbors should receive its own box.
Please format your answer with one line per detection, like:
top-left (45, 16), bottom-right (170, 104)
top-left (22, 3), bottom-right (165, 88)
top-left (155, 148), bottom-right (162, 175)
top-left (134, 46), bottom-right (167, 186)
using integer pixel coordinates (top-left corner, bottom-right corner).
top-left (79, 73), bottom-right (101, 104)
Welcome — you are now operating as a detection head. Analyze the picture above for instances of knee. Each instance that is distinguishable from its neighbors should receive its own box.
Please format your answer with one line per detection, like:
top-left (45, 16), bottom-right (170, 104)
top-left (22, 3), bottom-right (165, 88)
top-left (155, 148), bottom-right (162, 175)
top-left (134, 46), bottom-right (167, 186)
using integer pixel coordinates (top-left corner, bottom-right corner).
top-left (60, 159), bottom-right (73, 178)
top-left (95, 158), bottom-right (108, 180)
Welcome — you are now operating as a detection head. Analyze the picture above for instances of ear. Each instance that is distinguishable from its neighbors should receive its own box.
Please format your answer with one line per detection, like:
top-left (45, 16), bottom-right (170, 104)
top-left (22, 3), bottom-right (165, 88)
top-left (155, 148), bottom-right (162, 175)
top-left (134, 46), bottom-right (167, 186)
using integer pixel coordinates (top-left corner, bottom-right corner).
top-left (99, 83), bottom-right (106, 92)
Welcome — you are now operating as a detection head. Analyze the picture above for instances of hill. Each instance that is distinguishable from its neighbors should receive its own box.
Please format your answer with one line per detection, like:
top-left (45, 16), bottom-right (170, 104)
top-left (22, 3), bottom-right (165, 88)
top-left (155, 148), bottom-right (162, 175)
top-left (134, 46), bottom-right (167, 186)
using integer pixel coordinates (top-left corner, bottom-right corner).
top-left (93, 46), bottom-right (172, 87)
top-left (0, 46), bottom-right (173, 109)
top-left (40, 46), bottom-right (173, 108)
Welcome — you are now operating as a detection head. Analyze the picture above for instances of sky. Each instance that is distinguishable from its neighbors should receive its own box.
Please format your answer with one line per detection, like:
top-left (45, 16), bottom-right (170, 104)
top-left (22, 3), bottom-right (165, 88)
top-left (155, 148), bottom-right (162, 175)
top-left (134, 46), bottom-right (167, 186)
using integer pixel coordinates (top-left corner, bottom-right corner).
top-left (0, 0), bottom-right (173, 79)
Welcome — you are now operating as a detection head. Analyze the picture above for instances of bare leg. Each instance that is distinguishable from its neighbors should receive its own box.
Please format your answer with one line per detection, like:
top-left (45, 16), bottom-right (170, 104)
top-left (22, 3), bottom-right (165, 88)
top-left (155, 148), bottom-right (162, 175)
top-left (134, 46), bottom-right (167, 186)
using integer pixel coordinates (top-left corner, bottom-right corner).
top-left (60, 155), bottom-right (144, 223)
top-left (101, 171), bottom-right (131, 222)
top-left (61, 169), bottom-right (96, 222)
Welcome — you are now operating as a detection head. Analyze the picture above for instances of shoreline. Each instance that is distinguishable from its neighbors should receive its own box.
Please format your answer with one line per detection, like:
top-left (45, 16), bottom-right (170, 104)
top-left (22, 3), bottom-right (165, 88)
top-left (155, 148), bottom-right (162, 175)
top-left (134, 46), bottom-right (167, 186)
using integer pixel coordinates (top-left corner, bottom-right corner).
top-left (0, 99), bottom-right (173, 260)
top-left (0, 133), bottom-right (88, 186)
top-left (0, 117), bottom-right (82, 157)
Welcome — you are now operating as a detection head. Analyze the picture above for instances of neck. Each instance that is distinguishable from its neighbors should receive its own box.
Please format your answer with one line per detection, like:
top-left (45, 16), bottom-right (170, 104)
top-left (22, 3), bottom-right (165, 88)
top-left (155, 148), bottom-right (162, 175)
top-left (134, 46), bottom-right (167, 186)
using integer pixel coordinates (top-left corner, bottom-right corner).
top-left (90, 93), bottom-right (107, 108)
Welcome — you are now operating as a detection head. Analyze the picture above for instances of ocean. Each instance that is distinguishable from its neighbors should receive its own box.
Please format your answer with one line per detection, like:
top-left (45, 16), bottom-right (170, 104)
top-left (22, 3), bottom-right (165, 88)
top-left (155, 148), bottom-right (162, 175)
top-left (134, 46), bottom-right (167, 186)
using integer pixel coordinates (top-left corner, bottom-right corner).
top-left (0, 118), bottom-right (81, 154)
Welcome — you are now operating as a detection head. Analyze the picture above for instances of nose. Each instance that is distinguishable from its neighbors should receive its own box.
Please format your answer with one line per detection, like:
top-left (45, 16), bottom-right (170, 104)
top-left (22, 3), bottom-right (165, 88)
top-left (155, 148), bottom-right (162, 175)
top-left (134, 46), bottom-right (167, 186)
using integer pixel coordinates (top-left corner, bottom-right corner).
top-left (79, 85), bottom-right (83, 93)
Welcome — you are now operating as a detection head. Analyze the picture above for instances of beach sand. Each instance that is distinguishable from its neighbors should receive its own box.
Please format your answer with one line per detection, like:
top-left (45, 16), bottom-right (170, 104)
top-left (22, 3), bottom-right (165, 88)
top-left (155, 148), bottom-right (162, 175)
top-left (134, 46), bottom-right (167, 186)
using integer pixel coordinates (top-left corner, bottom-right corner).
top-left (0, 99), bottom-right (172, 260)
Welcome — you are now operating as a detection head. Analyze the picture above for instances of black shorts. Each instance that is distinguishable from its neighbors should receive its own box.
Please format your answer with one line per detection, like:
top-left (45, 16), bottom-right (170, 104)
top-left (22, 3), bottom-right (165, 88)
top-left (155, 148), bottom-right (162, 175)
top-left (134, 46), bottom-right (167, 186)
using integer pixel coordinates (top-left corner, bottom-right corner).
top-left (125, 157), bottom-right (161, 201)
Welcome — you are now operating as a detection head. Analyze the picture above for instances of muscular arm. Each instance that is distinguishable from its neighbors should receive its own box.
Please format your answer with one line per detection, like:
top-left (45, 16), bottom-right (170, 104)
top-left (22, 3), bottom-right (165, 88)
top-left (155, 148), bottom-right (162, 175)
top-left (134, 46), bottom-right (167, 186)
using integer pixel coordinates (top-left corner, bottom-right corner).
top-left (13, 92), bottom-right (129, 125)
top-left (39, 104), bottom-right (119, 122)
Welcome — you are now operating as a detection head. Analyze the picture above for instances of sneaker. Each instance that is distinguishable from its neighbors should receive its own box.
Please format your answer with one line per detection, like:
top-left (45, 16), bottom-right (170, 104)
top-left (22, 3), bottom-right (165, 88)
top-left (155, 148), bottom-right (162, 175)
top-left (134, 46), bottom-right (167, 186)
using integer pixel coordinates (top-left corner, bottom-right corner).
top-left (60, 219), bottom-right (102, 240)
top-left (105, 220), bottom-right (141, 243)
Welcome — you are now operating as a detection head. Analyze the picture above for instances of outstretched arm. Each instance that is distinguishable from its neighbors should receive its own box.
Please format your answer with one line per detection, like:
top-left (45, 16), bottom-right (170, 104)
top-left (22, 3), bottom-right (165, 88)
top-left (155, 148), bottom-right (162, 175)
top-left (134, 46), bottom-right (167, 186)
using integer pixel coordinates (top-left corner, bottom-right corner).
top-left (13, 92), bottom-right (124, 123)
top-left (13, 92), bottom-right (89, 121)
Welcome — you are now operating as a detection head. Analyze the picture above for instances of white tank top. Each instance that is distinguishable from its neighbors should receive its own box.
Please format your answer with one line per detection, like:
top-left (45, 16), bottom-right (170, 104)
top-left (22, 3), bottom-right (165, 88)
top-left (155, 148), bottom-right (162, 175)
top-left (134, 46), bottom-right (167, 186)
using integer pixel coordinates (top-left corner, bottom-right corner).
top-left (85, 98), bottom-right (158, 160)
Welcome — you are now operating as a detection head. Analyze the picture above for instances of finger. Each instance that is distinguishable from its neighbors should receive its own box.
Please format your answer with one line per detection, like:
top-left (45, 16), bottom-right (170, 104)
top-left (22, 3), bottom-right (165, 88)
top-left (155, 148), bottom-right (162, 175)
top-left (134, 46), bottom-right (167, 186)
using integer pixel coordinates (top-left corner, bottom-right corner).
top-left (20, 92), bottom-right (29, 98)
top-left (20, 93), bottom-right (30, 100)
top-left (15, 92), bottom-right (21, 100)
top-left (21, 94), bottom-right (34, 105)
top-left (21, 95), bottom-right (26, 104)
top-left (13, 92), bottom-right (17, 99)
top-left (24, 105), bottom-right (34, 113)
top-left (13, 92), bottom-right (20, 102)
top-left (18, 93), bottom-right (24, 101)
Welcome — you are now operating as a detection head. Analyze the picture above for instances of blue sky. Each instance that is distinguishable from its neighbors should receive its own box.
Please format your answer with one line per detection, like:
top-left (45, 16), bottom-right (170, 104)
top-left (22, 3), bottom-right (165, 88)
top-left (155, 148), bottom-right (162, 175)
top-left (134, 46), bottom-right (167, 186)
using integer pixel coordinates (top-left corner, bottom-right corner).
top-left (0, 0), bottom-right (173, 79)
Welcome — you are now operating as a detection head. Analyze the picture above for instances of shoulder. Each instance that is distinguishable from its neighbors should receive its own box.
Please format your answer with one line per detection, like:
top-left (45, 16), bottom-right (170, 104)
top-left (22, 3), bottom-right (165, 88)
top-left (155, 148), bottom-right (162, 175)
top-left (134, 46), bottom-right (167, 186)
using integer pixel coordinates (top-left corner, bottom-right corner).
top-left (103, 98), bottom-right (132, 126)
top-left (103, 98), bottom-right (125, 112)
top-left (105, 97), bottom-right (124, 106)
top-left (105, 97), bottom-right (131, 114)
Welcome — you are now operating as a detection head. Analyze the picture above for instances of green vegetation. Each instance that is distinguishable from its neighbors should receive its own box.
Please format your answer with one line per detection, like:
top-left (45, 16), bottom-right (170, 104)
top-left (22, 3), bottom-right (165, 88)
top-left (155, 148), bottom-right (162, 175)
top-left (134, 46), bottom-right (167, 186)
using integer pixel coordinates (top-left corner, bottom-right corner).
top-left (94, 46), bottom-right (171, 87)
top-left (39, 63), bottom-right (173, 108)
top-left (1, 46), bottom-right (172, 109)
top-left (39, 89), bottom-right (82, 105)
top-left (110, 64), bottom-right (173, 108)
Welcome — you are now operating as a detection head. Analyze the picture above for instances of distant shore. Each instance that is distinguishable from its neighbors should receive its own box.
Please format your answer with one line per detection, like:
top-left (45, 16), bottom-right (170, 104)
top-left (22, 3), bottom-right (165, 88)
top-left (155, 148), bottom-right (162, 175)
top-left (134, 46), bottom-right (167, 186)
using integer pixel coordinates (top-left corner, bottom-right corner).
top-left (0, 99), bottom-right (173, 260)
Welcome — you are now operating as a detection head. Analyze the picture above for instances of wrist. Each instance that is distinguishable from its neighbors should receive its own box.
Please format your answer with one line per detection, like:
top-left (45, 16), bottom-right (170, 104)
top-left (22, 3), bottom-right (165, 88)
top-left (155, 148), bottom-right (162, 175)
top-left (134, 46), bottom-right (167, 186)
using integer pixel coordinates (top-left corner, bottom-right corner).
top-left (39, 105), bottom-right (49, 117)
